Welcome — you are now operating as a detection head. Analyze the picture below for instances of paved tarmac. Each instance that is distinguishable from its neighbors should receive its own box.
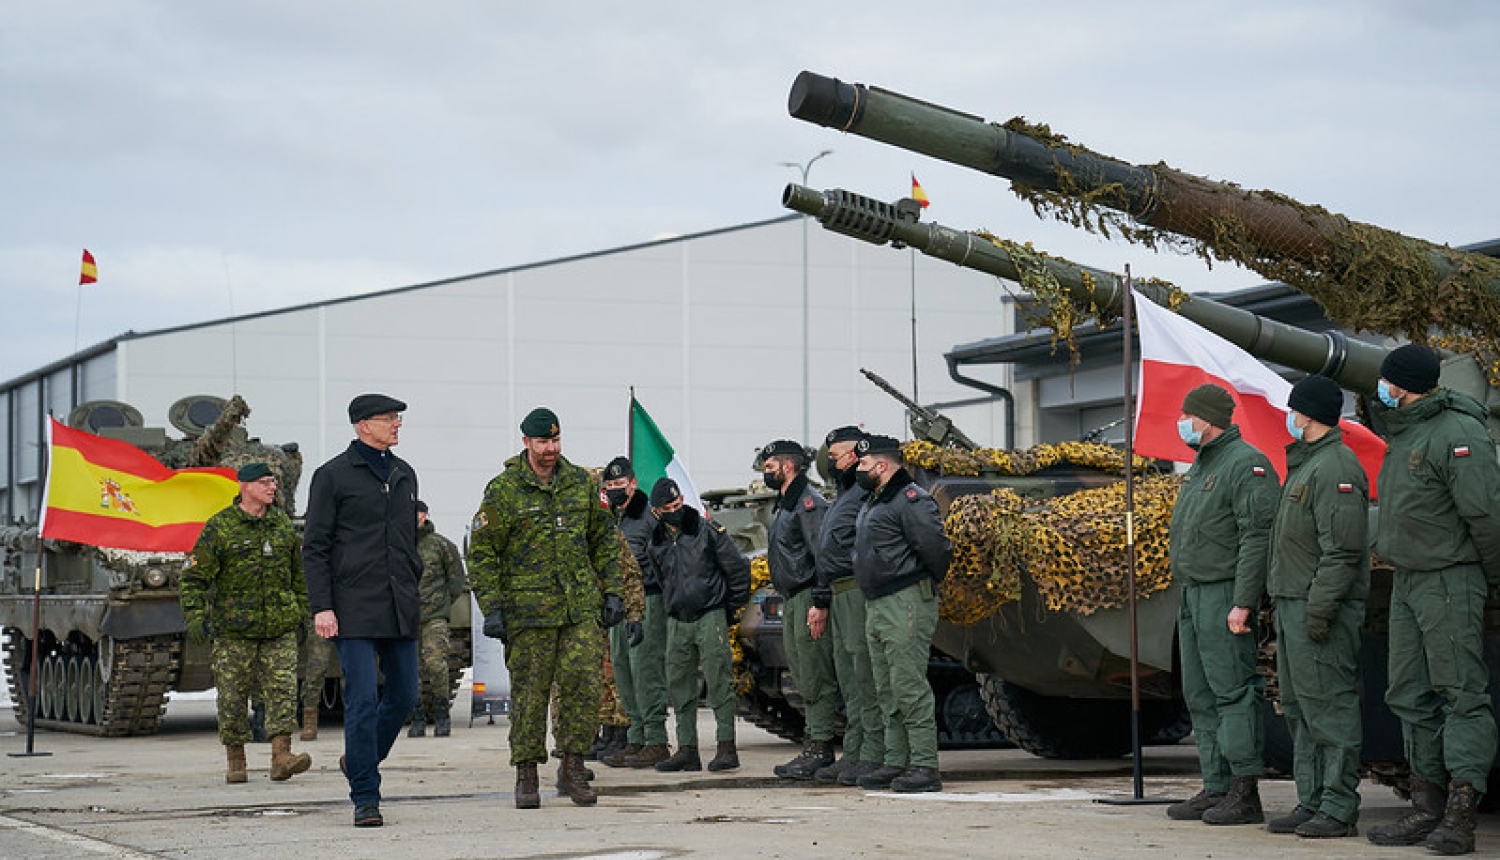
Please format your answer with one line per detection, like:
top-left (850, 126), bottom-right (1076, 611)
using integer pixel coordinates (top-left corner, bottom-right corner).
top-left (1, 691), bottom-right (1495, 860)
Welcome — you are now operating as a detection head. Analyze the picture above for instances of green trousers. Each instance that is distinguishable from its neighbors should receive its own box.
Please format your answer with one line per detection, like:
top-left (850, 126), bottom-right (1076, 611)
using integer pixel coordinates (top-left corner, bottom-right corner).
top-left (504, 621), bottom-right (603, 765)
top-left (213, 632), bottom-right (300, 745)
top-left (666, 611), bottom-right (737, 747)
top-left (866, 580), bottom-right (939, 769)
top-left (830, 581), bottom-right (884, 764)
top-left (611, 593), bottom-right (669, 745)
top-left (1386, 564), bottom-right (1497, 793)
top-left (1178, 579), bottom-right (1264, 789)
top-left (783, 587), bottom-right (838, 741)
top-left (1274, 598), bottom-right (1364, 823)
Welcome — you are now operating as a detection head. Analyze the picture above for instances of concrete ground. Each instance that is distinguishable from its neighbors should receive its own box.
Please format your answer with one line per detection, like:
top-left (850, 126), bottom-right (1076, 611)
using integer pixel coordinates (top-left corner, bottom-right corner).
top-left (1, 692), bottom-right (1494, 860)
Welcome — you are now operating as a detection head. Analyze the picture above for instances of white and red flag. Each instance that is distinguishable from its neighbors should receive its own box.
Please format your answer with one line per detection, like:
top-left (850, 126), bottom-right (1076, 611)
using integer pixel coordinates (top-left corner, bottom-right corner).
top-left (1133, 292), bottom-right (1386, 497)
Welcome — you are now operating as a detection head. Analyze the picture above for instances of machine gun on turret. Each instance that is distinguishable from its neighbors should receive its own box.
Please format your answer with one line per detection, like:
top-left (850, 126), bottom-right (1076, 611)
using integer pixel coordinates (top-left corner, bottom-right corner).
top-left (860, 367), bottom-right (978, 450)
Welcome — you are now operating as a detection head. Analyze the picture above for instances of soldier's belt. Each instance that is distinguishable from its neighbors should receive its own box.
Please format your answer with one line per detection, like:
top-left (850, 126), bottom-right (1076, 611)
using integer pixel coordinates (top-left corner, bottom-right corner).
top-left (831, 577), bottom-right (860, 595)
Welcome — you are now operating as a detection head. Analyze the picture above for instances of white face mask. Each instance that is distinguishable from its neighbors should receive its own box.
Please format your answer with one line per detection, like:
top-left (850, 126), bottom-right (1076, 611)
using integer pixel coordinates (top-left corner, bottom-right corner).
top-left (1177, 418), bottom-right (1202, 447)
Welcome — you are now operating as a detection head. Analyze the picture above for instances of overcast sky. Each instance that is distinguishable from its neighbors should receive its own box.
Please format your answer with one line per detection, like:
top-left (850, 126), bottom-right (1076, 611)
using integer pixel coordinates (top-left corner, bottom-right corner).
top-left (3, 1), bottom-right (1497, 383)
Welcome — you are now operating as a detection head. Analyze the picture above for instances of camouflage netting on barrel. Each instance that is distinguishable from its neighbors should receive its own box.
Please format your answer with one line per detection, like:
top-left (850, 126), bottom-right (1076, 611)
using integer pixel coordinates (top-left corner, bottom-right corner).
top-left (902, 439), bottom-right (1154, 477)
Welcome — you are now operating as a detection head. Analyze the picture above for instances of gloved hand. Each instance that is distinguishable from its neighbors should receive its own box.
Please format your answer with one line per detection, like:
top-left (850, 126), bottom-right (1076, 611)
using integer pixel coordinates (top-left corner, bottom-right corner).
top-left (186, 617), bottom-right (210, 645)
top-left (483, 609), bottom-right (508, 644)
top-left (1306, 615), bottom-right (1331, 644)
top-left (600, 594), bottom-right (625, 629)
top-left (624, 620), bottom-right (644, 648)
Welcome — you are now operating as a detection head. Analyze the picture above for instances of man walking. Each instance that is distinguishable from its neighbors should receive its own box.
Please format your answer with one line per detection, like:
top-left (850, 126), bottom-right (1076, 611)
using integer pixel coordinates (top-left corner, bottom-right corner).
top-left (408, 500), bottom-right (466, 738)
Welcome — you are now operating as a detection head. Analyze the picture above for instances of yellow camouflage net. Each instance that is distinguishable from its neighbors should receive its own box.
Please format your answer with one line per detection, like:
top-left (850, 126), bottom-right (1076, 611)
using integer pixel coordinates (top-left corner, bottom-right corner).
top-left (902, 439), bottom-right (1154, 477)
top-left (731, 555), bottom-right (773, 696)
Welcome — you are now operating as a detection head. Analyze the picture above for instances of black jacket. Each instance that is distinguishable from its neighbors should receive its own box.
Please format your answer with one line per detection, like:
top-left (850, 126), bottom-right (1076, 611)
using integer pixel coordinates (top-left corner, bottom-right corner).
top-left (853, 469), bottom-right (953, 600)
top-left (812, 467), bottom-right (868, 609)
top-left (649, 507), bottom-right (750, 623)
top-left (767, 472), bottom-right (826, 599)
top-left (302, 441), bottom-right (422, 639)
top-left (614, 489), bottom-right (659, 592)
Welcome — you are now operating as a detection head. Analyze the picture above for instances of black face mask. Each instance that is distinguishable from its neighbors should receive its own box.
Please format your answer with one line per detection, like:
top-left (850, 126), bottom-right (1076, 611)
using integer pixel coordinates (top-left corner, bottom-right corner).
top-left (605, 488), bottom-right (629, 509)
top-left (659, 508), bottom-right (684, 527)
top-left (763, 470), bottom-right (784, 491)
top-left (855, 468), bottom-right (881, 492)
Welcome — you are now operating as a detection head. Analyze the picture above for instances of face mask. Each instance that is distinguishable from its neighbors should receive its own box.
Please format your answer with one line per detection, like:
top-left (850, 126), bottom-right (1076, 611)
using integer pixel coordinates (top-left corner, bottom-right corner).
top-left (763, 470), bottom-right (784, 491)
top-left (605, 488), bottom-right (629, 509)
top-left (1286, 412), bottom-right (1305, 442)
top-left (855, 468), bottom-right (881, 492)
top-left (1177, 418), bottom-right (1202, 447)
top-left (1377, 379), bottom-right (1401, 409)
top-left (659, 508), bottom-right (684, 527)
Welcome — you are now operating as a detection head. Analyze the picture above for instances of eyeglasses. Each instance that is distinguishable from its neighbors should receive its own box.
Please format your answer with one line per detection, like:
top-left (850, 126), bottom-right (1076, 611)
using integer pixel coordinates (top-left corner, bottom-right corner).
top-left (365, 414), bottom-right (403, 424)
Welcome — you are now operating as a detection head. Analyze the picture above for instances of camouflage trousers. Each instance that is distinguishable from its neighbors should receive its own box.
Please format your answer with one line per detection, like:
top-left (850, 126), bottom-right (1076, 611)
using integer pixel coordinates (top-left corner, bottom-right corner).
top-left (416, 618), bottom-right (453, 718)
top-left (506, 620), bottom-right (603, 766)
top-left (213, 633), bottom-right (300, 745)
top-left (550, 637), bottom-right (626, 736)
top-left (299, 633), bottom-right (336, 710)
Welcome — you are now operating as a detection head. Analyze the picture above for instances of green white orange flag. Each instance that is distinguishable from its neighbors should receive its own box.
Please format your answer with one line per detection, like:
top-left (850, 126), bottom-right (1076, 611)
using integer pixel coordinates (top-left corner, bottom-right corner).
top-left (911, 174), bottom-right (930, 209)
top-left (39, 417), bottom-right (238, 552)
top-left (629, 396), bottom-right (702, 512)
top-left (79, 249), bottom-right (98, 285)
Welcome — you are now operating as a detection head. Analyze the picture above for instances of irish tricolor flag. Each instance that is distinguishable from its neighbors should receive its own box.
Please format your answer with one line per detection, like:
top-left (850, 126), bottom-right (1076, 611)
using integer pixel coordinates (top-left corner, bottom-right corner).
top-left (630, 396), bottom-right (703, 512)
top-left (1133, 292), bottom-right (1385, 496)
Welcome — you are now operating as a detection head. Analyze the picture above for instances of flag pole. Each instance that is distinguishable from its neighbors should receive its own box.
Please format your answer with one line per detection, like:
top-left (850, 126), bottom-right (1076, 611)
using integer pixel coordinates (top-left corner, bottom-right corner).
top-left (628, 386), bottom-right (636, 461)
top-left (12, 417), bottom-right (52, 758)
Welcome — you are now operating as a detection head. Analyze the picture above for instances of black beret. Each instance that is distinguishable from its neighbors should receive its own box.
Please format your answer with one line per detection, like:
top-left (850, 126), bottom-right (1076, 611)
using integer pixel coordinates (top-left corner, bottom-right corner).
top-left (603, 456), bottom-right (634, 481)
top-left (415, 500), bottom-right (429, 514)
top-left (650, 477), bottom-right (681, 508)
top-left (520, 407), bottom-right (560, 438)
top-left (824, 425), bottom-right (864, 446)
top-left (1182, 384), bottom-right (1235, 430)
top-left (761, 439), bottom-right (804, 459)
top-left (236, 462), bottom-right (273, 482)
top-left (856, 434), bottom-right (902, 457)
top-left (1380, 343), bottom-right (1441, 395)
top-left (1288, 375), bottom-right (1344, 428)
top-left (348, 393), bottom-right (406, 423)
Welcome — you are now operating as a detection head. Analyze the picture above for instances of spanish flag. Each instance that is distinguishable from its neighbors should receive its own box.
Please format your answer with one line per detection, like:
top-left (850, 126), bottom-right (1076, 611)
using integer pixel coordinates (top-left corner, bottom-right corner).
top-left (79, 249), bottom-right (98, 285)
top-left (911, 174), bottom-right (930, 209)
top-left (38, 417), bottom-right (238, 552)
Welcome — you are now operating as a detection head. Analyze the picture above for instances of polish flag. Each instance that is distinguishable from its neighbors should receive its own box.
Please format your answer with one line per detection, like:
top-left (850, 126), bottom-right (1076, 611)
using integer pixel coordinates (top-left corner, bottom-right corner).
top-left (1133, 291), bottom-right (1385, 497)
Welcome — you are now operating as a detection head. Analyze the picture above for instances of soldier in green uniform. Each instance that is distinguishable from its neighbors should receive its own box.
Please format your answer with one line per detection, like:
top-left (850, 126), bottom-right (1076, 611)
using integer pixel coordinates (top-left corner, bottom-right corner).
top-left (1166, 384), bottom-right (1278, 826)
top-left (600, 456), bottom-right (662, 767)
top-left (851, 434), bottom-right (952, 793)
top-left (408, 501), bottom-right (466, 738)
top-left (1266, 375), bottom-right (1368, 839)
top-left (181, 462), bottom-right (312, 785)
top-left (299, 634), bottom-right (334, 740)
top-left (1367, 345), bottom-right (1500, 856)
top-left (467, 407), bottom-right (624, 809)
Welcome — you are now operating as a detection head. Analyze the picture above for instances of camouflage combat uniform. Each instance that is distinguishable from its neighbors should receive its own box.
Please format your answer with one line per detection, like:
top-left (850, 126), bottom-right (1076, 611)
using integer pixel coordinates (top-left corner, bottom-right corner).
top-left (300, 634), bottom-right (335, 711)
top-left (181, 501), bottom-right (308, 746)
top-left (416, 517), bottom-right (466, 720)
top-left (468, 451), bottom-right (623, 766)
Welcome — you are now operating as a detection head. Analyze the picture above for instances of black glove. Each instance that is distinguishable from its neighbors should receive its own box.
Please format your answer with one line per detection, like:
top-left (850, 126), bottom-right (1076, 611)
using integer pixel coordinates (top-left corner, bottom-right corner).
top-left (483, 609), bottom-right (508, 644)
top-left (1306, 615), bottom-right (1330, 644)
top-left (186, 617), bottom-right (210, 645)
top-left (601, 594), bottom-right (625, 629)
top-left (624, 620), bottom-right (644, 648)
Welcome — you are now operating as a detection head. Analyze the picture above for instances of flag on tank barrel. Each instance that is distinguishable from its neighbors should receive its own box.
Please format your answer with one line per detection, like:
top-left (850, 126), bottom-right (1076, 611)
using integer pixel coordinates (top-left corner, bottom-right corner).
top-left (629, 396), bottom-right (702, 513)
top-left (910, 173), bottom-right (930, 209)
top-left (79, 249), bottom-right (97, 285)
top-left (38, 417), bottom-right (239, 552)
top-left (1132, 291), bottom-right (1386, 496)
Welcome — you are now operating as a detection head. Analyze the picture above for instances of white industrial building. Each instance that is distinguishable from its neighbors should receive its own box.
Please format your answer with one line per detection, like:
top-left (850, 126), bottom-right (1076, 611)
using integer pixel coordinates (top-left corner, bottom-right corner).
top-left (1, 214), bottom-right (1019, 534)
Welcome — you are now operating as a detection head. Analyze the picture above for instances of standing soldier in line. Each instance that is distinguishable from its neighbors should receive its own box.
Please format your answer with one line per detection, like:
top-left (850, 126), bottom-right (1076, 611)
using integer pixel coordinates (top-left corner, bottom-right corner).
top-left (760, 439), bottom-right (837, 779)
top-left (408, 501), bottom-right (466, 738)
top-left (600, 456), bottom-right (669, 769)
top-left (850, 434), bottom-right (952, 792)
top-left (467, 407), bottom-right (625, 809)
top-left (647, 478), bottom-right (751, 772)
top-left (1165, 384), bottom-right (1279, 826)
top-left (1265, 376), bottom-right (1368, 839)
top-left (181, 462), bottom-right (312, 785)
top-left (1366, 345), bottom-right (1500, 856)
top-left (298, 635), bottom-right (334, 741)
top-left (806, 426), bottom-right (884, 787)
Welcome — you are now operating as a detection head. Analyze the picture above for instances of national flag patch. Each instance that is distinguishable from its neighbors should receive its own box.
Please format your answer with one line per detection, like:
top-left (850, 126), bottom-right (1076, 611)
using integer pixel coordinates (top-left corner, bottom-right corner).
top-left (1337, 482), bottom-right (1354, 493)
top-left (803, 497), bottom-right (816, 510)
top-left (1454, 445), bottom-right (1472, 458)
top-left (1252, 466), bottom-right (1267, 477)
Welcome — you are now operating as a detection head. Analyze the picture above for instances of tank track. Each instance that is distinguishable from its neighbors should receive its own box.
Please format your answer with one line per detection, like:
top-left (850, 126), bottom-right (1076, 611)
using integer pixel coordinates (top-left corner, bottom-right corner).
top-left (737, 689), bottom-right (805, 743)
top-left (3, 629), bottom-right (180, 737)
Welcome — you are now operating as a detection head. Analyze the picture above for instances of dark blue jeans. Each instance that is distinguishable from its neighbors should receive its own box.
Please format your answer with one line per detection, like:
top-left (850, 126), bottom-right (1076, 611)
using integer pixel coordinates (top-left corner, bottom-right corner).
top-left (335, 637), bottom-right (418, 807)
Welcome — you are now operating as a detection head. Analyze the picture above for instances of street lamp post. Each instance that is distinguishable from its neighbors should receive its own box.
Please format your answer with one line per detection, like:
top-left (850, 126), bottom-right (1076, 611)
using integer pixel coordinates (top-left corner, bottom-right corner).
top-left (781, 149), bottom-right (832, 446)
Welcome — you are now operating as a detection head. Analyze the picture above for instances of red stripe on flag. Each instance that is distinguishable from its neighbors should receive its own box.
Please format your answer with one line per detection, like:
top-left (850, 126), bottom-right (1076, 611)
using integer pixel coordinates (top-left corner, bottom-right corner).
top-left (40, 508), bottom-right (211, 553)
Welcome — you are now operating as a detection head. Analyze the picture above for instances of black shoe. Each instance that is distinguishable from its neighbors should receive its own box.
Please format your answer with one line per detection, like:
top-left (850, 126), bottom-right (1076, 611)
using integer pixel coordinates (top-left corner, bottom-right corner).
top-left (1268, 804), bottom-right (1316, 834)
top-left (891, 766), bottom-right (942, 793)
top-left (857, 765), bottom-right (904, 790)
top-left (434, 710), bottom-right (451, 738)
top-left (1167, 788), bottom-right (1226, 821)
top-left (339, 755), bottom-right (347, 776)
top-left (1295, 811), bottom-right (1357, 838)
top-left (353, 804), bottom-right (383, 827)
top-left (838, 760), bottom-right (879, 787)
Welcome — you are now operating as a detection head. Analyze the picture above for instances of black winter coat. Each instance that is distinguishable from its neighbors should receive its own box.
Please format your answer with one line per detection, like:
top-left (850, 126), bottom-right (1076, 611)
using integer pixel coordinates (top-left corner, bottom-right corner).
top-left (649, 507), bottom-right (750, 623)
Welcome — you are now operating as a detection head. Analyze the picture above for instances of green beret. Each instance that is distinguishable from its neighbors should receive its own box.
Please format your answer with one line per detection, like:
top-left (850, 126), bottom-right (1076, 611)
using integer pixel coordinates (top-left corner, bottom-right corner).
top-left (1182, 384), bottom-right (1235, 429)
top-left (237, 462), bottom-right (273, 482)
top-left (521, 407), bottom-right (560, 438)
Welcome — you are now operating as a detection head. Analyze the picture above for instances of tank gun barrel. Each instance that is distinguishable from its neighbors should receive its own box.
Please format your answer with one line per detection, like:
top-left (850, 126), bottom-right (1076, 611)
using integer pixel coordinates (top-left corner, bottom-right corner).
top-left (784, 183), bottom-right (1389, 392)
top-left (859, 367), bottom-right (978, 450)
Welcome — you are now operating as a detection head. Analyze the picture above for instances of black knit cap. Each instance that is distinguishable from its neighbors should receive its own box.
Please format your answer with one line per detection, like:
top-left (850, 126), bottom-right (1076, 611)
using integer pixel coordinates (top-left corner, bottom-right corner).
top-left (603, 456), bottom-right (633, 481)
top-left (761, 439), bottom-right (804, 459)
top-left (1380, 344), bottom-right (1441, 394)
top-left (415, 500), bottom-right (428, 514)
top-left (824, 425), bottom-right (864, 446)
top-left (236, 462), bottom-right (273, 482)
top-left (348, 393), bottom-right (406, 423)
top-left (650, 477), bottom-right (681, 508)
top-left (520, 407), bottom-right (560, 438)
top-left (1288, 375), bottom-right (1344, 427)
top-left (856, 434), bottom-right (902, 457)
top-left (1181, 384), bottom-right (1235, 429)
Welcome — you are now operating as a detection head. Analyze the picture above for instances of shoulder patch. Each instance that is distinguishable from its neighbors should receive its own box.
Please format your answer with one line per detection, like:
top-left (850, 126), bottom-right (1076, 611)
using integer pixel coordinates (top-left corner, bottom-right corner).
top-left (471, 511), bottom-right (489, 531)
top-left (905, 487), bottom-right (919, 501)
top-left (1337, 482), bottom-right (1354, 493)
top-left (1251, 466), bottom-right (1267, 477)
top-left (803, 497), bottom-right (816, 510)
top-left (1454, 445), bottom-right (1472, 458)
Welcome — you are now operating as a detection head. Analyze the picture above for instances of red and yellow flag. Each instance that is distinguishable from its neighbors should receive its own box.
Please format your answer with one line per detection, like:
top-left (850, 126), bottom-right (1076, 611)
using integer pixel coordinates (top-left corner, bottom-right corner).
top-left (79, 249), bottom-right (98, 285)
top-left (39, 417), bottom-right (238, 552)
top-left (911, 174), bottom-right (930, 209)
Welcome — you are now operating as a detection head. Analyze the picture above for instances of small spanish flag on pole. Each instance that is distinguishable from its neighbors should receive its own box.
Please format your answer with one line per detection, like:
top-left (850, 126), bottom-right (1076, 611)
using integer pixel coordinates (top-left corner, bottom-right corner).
top-left (79, 249), bottom-right (98, 285)
top-left (910, 174), bottom-right (930, 209)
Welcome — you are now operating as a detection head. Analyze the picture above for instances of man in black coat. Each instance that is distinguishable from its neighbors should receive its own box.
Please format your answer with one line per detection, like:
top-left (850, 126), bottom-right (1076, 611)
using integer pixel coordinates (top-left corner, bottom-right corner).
top-left (304, 393), bottom-right (422, 829)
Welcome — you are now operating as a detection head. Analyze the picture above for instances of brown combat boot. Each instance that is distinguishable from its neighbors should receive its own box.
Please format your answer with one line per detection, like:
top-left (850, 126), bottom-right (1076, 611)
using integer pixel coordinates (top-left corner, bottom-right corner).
top-left (1368, 776), bottom-right (1446, 845)
top-left (299, 706), bottom-right (319, 741)
top-left (269, 735), bottom-right (312, 781)
top-left (625, 743), bottom-right (670, 768)
top-left (557, 753), bottom-right (598, 806)
top-left (225, 744), bottom-right (248, 784)
top-left (1425, 778), bottom-right (1480, 855)
top-left (1201, 775), bottom-right (1264, 825)
top-left (515, 762), bottom-right (540, 809)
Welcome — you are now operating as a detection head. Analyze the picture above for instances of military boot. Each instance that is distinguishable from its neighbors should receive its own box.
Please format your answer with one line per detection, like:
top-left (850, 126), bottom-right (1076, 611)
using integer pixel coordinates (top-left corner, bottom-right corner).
top-left (585, 726), bottom-right (609, 760)
top-left (838, 760), bottom-right (880, 787)
top-left (1294, 811), bottom-right (1358, 838)
top-left (407, 707), bottom-right (427, 738)
top-left (891, 765), bottom-right (943, 793)
top-left (1267, 804), bottom-right (1316, 833)
top-left (856, 764), bottom-right (904, 790)
top-left (814, 754), bottom-right (852, 785)
top-left (1425, 778), bottom-right (1480, 855)
top-left (654, 745), bottom-right (702, 772)
top-left (1368, 776), bottom-right (1446, 845)
top-left (707, 741), bottom-right (740, 772)
top-left (603, 740), bottom-right (642, 768)
top-left (625, 743), bottom-right (671, 768)
top-left (269, 735), bottom-right (312, 781)
top-left (515, 763), bottom-right (541, 809)
top-left (433, 706), bottom-right (451, 738)
top-left (299, 706), bottom-right (319, 742)
top-left (1201, 775), bottom-right (1264, 825)
top-left (774, 740), bottom-right (814, 778)
top-left (1167, 788), bottom-right (1226, 821)
top-left (225, 744), bottom-right (248, 784)
top-left (783, 739), bottom-right (834, 780)
top-left (558, 753), bottom-right (598, 806)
